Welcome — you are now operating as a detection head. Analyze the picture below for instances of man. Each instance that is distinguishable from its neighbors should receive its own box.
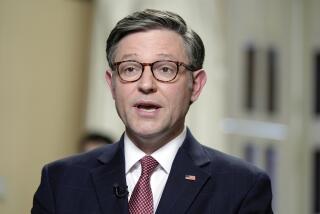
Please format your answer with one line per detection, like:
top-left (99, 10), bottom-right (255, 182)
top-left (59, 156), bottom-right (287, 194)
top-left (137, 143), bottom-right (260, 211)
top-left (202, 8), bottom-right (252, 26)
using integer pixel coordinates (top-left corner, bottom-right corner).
top-left (32, 9), bottom-right (273, 214)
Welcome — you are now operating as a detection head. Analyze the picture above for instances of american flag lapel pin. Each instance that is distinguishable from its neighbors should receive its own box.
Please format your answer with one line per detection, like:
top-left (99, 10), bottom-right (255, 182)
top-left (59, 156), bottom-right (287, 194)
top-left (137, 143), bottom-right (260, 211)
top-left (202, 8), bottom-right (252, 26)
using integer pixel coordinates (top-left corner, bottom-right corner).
top-left (185, 175), bottom-right (196, 181)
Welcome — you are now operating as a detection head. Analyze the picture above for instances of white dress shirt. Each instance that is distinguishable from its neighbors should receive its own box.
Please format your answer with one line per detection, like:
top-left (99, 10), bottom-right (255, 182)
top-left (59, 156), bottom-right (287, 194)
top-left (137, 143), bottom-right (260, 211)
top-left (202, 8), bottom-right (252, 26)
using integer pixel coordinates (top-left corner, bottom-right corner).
top-left (124, 127), bottom-right (186, 213)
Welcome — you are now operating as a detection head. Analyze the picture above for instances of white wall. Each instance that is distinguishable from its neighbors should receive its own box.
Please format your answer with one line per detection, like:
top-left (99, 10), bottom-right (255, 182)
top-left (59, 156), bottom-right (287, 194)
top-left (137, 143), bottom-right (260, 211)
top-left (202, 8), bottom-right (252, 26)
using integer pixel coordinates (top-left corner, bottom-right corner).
top-left (225, 0), bottom-right (317, 213)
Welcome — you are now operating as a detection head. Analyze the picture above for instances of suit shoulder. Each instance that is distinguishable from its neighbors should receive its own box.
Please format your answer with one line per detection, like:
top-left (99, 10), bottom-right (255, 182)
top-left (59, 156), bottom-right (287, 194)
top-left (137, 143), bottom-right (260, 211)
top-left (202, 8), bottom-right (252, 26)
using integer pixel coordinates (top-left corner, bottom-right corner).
top-left (201, 145), bottom-right (267, 177)
top-left (44, 144), bottom-right (114, 171)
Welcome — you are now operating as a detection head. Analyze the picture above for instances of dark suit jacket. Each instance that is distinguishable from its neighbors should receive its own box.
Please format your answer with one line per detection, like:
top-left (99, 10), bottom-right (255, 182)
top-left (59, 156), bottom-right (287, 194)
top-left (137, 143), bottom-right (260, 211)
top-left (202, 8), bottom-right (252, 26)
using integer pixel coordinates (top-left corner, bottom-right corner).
top-left (32, 130), bottom-right (273, 214)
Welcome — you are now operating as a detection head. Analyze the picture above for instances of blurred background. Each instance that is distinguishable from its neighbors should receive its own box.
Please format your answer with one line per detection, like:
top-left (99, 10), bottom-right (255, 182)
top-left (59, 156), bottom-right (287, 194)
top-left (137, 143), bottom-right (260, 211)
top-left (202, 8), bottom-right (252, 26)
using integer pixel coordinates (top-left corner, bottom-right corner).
top-left (0, 0), bottom-right (319, 213)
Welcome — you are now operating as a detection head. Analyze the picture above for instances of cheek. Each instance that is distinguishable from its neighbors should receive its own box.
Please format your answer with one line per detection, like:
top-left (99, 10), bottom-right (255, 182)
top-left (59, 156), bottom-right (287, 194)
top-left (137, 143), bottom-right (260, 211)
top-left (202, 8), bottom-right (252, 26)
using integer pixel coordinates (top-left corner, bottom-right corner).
top-left (187, 76), bottom-right (194, 90)
top-left (114, 86), bottom-right (130, 112)
top-left (167, 86), bottom-right (192, 114)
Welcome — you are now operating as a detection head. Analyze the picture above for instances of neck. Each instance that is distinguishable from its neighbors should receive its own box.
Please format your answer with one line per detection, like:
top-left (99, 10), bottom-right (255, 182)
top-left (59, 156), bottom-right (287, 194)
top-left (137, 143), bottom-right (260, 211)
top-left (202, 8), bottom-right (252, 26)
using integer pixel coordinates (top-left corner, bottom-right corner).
top-left (126, 126), bottom-right (185, 154)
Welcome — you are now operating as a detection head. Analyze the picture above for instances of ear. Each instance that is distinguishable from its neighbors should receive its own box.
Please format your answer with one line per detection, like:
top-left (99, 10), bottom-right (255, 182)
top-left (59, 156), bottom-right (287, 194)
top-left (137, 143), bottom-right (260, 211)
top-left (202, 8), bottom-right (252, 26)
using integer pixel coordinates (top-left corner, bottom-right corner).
top-left (105, 69), bottom-right (116, 99)
top-left (190, 69), bottom-right (207, 102)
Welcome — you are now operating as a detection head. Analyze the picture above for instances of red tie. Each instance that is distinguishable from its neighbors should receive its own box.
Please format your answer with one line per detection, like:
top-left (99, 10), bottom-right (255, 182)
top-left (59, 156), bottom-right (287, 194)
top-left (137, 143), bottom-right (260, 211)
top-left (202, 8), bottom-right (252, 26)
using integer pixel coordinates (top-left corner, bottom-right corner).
top-left (129, 156), bottom-right (159, 214)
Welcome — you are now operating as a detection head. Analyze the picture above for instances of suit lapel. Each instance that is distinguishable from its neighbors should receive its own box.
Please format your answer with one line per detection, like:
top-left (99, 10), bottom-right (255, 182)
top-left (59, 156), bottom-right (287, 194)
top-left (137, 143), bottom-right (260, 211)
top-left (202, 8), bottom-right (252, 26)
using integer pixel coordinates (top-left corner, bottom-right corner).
top-left (90, 138), bottom-right (128, 214)
top-left (156, 129), bottom-right (211, 214)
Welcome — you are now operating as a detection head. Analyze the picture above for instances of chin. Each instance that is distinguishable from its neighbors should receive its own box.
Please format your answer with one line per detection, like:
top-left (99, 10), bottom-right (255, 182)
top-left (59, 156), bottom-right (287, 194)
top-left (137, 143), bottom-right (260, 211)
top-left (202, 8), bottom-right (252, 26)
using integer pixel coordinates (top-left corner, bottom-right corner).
top-left (134, 129), bottom-right (161, 138)
top-left (129, 125), bottom-right (166, 139)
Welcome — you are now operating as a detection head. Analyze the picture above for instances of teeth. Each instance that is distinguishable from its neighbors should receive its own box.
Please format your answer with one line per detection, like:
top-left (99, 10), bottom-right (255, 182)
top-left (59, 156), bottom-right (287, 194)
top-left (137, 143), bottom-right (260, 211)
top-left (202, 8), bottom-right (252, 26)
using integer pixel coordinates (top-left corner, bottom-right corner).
top-left (136, 104), bottom-right (158, 112)
top-left (141, 108), bottom-right (156, 112)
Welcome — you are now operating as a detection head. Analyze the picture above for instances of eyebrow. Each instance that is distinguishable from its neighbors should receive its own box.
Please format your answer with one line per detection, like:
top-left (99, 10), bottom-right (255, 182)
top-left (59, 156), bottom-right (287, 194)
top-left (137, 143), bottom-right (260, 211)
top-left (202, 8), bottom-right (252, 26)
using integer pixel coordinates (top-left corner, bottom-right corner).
top-left (118, 53), bottom-right (179, 63)
top-left (119, 53), bottom-right (139, 61)
top-left (157, 54), bottom-right (179, 61)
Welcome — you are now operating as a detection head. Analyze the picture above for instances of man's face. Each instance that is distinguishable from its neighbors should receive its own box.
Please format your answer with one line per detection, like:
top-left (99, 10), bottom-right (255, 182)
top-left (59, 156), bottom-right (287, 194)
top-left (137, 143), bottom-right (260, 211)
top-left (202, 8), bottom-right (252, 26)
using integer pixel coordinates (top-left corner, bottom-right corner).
top-left (106, 29), bottom-right (206, 149)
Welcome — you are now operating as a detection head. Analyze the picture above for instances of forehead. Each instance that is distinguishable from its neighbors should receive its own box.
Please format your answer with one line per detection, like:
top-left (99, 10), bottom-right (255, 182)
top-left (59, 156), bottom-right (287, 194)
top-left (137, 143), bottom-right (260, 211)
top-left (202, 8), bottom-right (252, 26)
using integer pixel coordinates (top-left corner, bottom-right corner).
top-left (114, 29), bottom-right (188, 62)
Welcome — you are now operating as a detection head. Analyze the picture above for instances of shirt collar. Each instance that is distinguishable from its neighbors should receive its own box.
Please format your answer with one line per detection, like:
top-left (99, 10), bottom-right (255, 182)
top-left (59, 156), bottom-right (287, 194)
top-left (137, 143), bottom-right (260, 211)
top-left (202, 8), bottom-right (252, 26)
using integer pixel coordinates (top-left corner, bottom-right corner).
top-left (124, 127), bottom-right (187, 174)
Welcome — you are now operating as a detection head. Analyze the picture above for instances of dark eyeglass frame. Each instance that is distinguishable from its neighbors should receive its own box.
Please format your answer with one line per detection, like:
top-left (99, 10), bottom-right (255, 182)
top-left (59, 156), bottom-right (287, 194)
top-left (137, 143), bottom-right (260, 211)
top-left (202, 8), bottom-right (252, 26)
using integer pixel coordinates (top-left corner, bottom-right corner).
top-left (112, 60), bottom-right (192, 83)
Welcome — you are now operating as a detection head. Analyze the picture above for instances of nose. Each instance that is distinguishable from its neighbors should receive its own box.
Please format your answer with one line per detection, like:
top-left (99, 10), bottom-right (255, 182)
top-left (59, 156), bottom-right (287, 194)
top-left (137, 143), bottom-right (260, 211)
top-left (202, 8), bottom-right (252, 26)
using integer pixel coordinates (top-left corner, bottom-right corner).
top-left (137, 66), bottom-right (157, 94)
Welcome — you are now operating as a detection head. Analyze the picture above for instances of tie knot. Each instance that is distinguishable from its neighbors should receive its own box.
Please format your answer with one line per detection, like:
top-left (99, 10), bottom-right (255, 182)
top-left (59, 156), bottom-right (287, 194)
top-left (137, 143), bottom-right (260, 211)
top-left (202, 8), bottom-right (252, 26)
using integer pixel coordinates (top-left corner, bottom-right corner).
top-left (140, 155), bottom-right (158, 176)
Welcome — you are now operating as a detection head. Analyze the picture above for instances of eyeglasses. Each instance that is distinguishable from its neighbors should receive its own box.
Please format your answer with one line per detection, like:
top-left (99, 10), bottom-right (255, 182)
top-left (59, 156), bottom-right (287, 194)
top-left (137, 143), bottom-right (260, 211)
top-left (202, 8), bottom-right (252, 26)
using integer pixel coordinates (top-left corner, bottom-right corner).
top-left (112, 60), bottom-right (191, 82)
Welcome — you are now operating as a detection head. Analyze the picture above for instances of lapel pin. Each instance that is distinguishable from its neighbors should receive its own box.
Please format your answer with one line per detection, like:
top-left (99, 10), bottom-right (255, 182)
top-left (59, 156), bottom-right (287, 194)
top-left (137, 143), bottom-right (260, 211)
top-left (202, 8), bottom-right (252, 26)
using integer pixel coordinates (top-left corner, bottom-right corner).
top-left (185, 175), bottom-right (196, 181)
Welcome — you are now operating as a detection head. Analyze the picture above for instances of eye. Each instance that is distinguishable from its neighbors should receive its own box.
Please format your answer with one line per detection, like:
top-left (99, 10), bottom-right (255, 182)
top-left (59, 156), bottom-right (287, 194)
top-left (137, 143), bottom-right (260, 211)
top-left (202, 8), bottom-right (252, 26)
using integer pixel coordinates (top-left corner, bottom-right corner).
top-left (124, 66), bottom-right (137, 73)
top-left (154, 62), bottom-right (176, 75)
top-left (119, 62), bottom-right (141, 76)
top-left (159, 66), bottom-right (173, 73)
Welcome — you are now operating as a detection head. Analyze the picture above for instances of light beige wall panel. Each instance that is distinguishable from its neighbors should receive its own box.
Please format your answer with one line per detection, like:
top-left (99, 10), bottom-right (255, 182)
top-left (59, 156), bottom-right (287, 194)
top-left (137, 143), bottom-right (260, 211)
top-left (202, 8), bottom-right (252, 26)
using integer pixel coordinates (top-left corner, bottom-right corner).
top-left (0, 0), bottom-right (92, 213)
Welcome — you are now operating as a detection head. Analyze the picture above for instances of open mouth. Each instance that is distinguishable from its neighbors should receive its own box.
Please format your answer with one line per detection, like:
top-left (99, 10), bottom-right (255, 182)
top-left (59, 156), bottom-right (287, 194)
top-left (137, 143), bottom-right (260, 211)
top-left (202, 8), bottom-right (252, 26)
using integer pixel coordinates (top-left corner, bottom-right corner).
top-left (134, 102), bottom-right (161, 112)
